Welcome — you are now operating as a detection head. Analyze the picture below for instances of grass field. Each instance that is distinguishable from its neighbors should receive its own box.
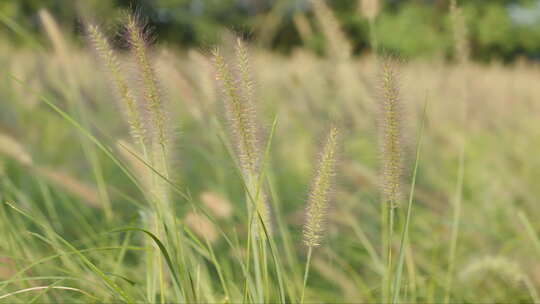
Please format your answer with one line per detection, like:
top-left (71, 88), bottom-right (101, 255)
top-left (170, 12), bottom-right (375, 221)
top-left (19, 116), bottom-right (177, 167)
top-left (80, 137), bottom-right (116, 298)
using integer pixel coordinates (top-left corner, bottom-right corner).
top-left (1, 5), bottom-right (540, 304)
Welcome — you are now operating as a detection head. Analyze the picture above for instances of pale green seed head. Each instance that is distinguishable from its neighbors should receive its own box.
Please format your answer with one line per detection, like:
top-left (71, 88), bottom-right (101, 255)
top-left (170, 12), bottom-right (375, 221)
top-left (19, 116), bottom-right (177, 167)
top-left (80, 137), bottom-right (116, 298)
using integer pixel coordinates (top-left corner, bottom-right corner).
top-left (87, 23), bottom-right (145, 146)
top-left (303, 126), bottom-right (339, 248)
top-left (379, 57), bottom-right (403, 207)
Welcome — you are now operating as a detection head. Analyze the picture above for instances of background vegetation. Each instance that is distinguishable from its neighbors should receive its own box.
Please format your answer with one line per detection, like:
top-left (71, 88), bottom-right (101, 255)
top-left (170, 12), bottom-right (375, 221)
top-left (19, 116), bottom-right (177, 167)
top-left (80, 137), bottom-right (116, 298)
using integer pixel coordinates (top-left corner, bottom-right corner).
top-left (2, 0), bottom-right (540, 61)
top-left (1, 0), bottom-right (540, 303)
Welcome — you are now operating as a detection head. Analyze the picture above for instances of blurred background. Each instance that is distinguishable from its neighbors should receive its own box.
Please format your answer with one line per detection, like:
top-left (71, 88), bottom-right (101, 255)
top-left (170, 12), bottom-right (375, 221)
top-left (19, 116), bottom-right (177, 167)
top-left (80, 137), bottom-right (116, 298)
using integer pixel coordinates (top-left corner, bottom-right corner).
top-left (2, 0), bottom-right (540, 61)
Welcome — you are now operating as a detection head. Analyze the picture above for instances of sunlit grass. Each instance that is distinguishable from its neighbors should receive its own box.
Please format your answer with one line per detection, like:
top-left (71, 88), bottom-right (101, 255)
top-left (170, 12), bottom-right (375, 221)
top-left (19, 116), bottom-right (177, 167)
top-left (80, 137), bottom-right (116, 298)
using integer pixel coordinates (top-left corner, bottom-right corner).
top-left (0, 6), bottom-right (540, 304)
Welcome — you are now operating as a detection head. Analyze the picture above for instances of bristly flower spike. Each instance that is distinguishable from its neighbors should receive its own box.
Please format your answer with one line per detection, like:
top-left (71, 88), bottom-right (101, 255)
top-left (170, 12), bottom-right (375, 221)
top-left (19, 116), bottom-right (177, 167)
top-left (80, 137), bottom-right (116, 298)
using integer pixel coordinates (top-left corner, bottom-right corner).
top-left (303, 126), bottom-right (339, 248)
top-left (125, 14), bottom-right (168, 153)
top-left (212, 45), bottom-right (260, 177)
top-left (213, 41), bottom-right (271, 236)
top-left (300, 125), bottom-right (339, 304)
top-left (379, 57), bottom-right (403, 208)
top-left (87, 23), bottom-right (146, 146)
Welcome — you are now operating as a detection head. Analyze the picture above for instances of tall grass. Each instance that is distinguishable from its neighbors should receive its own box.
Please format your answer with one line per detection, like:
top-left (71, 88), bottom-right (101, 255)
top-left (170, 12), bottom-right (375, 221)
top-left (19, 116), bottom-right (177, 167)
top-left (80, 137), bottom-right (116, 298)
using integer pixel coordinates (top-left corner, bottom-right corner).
top-left (0, 5), bottom-right (539, 304)
top-left (301, 125), bottom-right (339, 303)
top-left (378, 55), bottom-right (404, 303)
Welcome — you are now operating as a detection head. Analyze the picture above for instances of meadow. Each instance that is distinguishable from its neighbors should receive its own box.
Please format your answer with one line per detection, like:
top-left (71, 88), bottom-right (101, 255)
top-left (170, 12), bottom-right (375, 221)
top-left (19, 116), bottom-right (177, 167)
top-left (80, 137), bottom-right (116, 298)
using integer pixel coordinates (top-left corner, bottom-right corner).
top-left (1, 3), bottom-right (540, 303)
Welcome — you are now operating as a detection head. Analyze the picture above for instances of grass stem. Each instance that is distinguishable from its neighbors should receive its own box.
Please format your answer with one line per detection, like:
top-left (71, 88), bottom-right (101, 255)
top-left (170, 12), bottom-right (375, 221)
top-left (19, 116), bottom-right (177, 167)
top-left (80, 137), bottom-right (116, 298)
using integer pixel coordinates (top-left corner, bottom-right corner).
top-left (300, 246), bottom-right (313, 304)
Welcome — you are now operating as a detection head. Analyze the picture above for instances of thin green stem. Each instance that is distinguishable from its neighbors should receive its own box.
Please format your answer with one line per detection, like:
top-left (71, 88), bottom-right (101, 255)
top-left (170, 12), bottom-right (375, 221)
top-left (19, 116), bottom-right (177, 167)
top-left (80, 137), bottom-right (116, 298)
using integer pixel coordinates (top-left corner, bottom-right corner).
top-left (382, 199), bottom-right (395, 302)
top-left (381, 199), bottom-right (389, 302)
top-left (392, 100), bottom-right (428, 303)
top-left (444, 143), bottom-right (465, 304)
top-left (300, 246), bottom-right (313, 304)
top-left (262, 238), bottom-right (269, 302)
top-left (251, 231), bottom-right (263, 303)
top-left (387, 203), bottom-right (395, 300)
top-left (242, 210), bottom-right (253, 303)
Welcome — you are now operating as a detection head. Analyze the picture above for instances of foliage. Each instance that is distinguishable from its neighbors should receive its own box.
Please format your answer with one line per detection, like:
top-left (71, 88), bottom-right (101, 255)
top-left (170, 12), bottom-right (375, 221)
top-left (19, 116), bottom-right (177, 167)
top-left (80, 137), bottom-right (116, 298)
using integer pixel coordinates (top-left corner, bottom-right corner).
top-left (2, 0), bottom-right (540, 61)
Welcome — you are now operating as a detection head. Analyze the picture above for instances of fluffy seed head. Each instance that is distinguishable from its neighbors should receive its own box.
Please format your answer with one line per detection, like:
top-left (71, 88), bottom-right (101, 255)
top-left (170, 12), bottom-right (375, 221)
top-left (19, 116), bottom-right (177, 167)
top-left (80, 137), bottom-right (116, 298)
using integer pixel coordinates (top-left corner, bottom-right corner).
top-left (39, 10), bottom-right (68, 59)
top-left (185, 212), bottom-right (218, 243)
top-left (125, 14), bottom-right (168, 152)
top-left (379, 57), bottom-right (403, 207)
top-left (359, 0), bottom-right (380, 22)
top-left (235, 38), bottom-right (254, 110)
top-left (312, 0), bottom-right (352, 61)
top-left (36, 167), bottom-right (101, 209)
top-left (212, 45), bottom-right (260, 177)
top-left (460, 256), bottom-right (525, 285)
top-left (303, 126), bottom-right (339, 248)
top-left (213, 41), bottom-right (271, 237)
top-left (87, 23), bottom-right (145, 145)
top-left (0, 133), bottom-right (32, 166)
top-left (116, 140), bottom-right (152, 191)
top-left (200, 191), bottom-right (232, 219)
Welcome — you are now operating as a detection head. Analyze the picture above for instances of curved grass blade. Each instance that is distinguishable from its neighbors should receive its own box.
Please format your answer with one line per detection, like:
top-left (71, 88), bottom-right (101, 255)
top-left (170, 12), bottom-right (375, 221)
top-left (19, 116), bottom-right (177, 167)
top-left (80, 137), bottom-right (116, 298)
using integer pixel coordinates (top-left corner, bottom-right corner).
top-left (0, 285), bottom-right (99, 302)
top-left (111, 228), bottom-right (183, 295)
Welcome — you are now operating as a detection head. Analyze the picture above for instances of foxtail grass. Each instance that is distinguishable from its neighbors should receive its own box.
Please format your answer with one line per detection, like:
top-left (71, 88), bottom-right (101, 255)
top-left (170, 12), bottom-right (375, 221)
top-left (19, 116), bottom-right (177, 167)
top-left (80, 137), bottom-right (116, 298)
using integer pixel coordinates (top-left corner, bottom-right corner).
top-left (444, 3), bottom-right (470, 303)
top-left (87, 24), bottom-right (146, 149)
top-left (125, 14), bottom-right (168, 159)
top-left (301, 126), bottom-right (339, 304)
top-left (379, 57), bottom-right (403, 208)
top-left (359, 0), bottom-right (380, 52)
top-left (125, 17), bottom-right (173, 223)
top-left (88, 14), bottom-right (178, 303)
top-left (123, 14), bottom-right (172, 214)
top-left (359, 0), bottom-right (379, 22)
top-left (312, 0), bottom-right (352, 61)
top-left (303, 126), bottom-right (339, 248)
top-left (0, 133), bottom-right (33, 166)
top-left (213, 38), bottom-right (272, 303)
top-left (212, 40), bottom-right (270, 236)
top-left (292, 12), bottom-right (314, 46)
top-left (378, 56), bottom-right (404, 302)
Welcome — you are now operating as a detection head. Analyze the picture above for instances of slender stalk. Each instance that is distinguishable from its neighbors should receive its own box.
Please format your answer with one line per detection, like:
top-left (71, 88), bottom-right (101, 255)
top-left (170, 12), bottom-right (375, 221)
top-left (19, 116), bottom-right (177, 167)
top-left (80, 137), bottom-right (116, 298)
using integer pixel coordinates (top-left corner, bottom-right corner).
top-left (300, 246), bottom-right (313, 304)
top-left (444, 143), bottom-right (465, 304)
top-left (382, 201), bottom-right (393, 302)
top-left (518, 211), bottom-right (540, 256)
top-left (392, 100), bottom-right (428, 303)
top-left (378, 56), bottom-right (403, 303)
top-left (388, 204), bottom-right (395, 297)
top-left (262, 238), bottom-right (269, 302)
top-left (242, 217), bottom-right (253, 303)
top-left (300, 126), bottom-right (339, 303)
top-left (251, 221), bottom-right (264, 303)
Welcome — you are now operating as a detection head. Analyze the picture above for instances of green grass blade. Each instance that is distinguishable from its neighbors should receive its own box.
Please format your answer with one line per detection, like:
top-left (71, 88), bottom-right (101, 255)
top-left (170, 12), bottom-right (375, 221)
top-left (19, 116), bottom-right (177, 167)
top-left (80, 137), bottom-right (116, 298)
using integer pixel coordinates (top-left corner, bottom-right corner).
top-left (443, 140), bottom-right (466, 304)
top-left (111, 228), bottom-right (184, 296)
top-left (4, 202), bottom-right (136, 303)
top-left (391, 99), bottom-right (428, 304)
top-left (0, 11), bottom-right (44, 51)
top-left (518, 210), bottom-right (540, 256)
